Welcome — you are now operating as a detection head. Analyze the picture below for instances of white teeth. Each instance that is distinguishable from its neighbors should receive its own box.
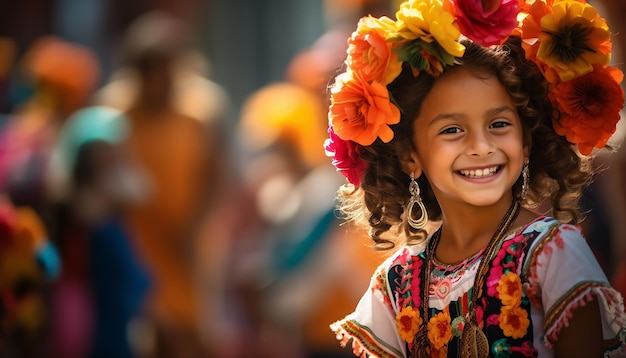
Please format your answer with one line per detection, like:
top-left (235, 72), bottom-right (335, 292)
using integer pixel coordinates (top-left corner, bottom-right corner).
top-left (460, 166), bottom-right (498, 178)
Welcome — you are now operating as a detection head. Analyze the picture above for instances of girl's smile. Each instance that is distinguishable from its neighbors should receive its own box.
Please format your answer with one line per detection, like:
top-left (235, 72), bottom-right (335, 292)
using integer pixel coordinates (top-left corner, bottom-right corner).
top-left (457, 165), bottom-right (501, 180)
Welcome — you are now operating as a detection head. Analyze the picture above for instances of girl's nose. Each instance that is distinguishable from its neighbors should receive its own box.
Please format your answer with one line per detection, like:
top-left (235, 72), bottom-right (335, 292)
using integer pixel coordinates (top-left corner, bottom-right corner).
top-left (466, 129), bottom-right (495, 157)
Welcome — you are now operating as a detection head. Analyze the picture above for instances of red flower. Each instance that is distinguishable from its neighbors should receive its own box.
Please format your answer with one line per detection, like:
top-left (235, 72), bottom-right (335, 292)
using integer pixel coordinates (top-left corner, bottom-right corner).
top-left (452, 0), bottom-right (520, 46)
top-left (551, 65), bottom-right (624, 155)
top-left (324, 126), bottom-right (367, 186)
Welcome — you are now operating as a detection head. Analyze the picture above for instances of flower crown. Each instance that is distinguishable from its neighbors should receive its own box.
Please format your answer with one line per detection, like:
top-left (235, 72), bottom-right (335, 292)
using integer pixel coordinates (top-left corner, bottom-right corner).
top-left (324, 0), bottom-right (624, 187)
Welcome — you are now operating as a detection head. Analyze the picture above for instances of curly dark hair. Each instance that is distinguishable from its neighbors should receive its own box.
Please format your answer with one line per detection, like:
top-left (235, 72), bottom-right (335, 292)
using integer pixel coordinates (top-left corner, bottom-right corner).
top-left (336, 35), bottom-right (592, 250)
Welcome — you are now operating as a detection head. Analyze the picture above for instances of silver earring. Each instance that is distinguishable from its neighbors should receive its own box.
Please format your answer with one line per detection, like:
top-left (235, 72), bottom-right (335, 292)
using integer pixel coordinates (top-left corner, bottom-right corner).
top-left (521, 162), bottom-right (529, 201)
top-left (407, 173), bottom-right (428, 230)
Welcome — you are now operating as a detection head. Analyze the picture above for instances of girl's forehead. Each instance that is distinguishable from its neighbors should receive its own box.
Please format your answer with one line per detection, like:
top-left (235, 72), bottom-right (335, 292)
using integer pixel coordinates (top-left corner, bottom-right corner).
top-left (425, 69), bottom-right (506, 105)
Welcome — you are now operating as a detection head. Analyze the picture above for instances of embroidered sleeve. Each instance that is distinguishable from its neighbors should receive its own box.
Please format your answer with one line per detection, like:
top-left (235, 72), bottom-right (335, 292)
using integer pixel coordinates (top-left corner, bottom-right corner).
top-left (330, 253), bottom-right (407, 358)
top-left (524, 223), bottom-right (626, 353)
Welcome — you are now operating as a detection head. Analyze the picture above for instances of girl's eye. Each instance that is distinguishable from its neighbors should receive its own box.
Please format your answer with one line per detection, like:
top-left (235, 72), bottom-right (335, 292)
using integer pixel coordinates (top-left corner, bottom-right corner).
top-left (440, 126), bottom-right (462, 135)
top-left (490, 121), bottom-right (511, 129)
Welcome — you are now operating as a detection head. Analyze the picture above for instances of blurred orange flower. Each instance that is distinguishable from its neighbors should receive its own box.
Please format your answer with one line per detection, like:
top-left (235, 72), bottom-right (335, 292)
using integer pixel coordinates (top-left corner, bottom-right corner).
top-left (427, 311), bottom-right (453, 350)
top-left (396, 305), bottom-right (422, 343)
top-left (347, 16), bottom-right (403, 84)
top-left (496, 271), bottom-right (523, 307)
top-left (498, 305), bottom-right (530, 339)
top-left (551, 65), bottom-right (624, 155)
top-left (329, 71), bottom-right (401, 146)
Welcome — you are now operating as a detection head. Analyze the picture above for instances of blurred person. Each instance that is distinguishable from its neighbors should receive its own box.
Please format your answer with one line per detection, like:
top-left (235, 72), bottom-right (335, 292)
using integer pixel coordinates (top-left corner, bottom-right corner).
top-left (95, 11), bottom-right (232, 357)
top-left (93, 12), bottom-right (231, 132)
top-left (0, 37), bottom-right (100, 357)
top-left (48, 106), bottom-right (152, 358)
top-left (0, 197), bottom-right (60, 358)
top-left (0, 35), bottom-right (100, 226)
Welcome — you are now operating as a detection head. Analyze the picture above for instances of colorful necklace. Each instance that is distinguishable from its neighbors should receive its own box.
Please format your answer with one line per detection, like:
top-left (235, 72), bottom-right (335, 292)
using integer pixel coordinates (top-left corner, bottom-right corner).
top-left (411, 201), bottom-right (521, 358)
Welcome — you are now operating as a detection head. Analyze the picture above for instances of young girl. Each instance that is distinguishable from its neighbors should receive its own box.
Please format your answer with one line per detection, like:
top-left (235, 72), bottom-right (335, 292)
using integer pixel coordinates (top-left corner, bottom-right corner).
top-left (324, 0), bottom-right (626, 357)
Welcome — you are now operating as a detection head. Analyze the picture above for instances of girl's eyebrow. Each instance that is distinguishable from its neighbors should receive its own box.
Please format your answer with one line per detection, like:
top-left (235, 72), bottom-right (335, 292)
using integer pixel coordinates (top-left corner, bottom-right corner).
top-left (428, 105), bottom-right (516, 126)
top-left (485, 106), bottom-right (516, 118)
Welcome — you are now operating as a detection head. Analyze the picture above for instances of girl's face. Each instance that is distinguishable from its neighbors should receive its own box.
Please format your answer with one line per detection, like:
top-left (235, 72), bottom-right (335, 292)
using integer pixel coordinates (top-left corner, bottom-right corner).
top-left (405, 67), bottom-right (528, 209)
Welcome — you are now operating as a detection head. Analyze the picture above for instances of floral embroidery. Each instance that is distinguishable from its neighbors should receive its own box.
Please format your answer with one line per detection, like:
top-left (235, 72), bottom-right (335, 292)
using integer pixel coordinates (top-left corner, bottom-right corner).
top-left (491, 338), bottom-right (536, 357)
top-left (499, 305), bottom-right (531, 339)
top-left (396, 306), bottom-right (422, 342)
top-left (497, 271), bottom-right (523, 307)
top-left (488, 234), bottom-right (526, 296)
top-left (451, 316), bottom-right (466, 337)
top-left (430, 344), bottom-right (448, 358)
top-left (427, 310), bottom-right (453, 349)
top-left (393, 248), bottom-right (424, 346)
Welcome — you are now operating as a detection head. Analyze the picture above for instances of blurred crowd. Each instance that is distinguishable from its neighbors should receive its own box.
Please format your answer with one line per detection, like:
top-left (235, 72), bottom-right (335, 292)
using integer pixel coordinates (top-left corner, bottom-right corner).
top-left (0, 0), bottom-right (625, 358)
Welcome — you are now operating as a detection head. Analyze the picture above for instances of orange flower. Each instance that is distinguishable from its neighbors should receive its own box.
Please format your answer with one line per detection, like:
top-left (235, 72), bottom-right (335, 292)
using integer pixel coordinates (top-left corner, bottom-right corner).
top-left (551, 64), bottom-right (624, 155)
top-left (520, 0), bottom-right (611, 83)
top-left (329, 71), bottom-right (401, 146)
top-left (396, 306), bottom-right (422, 343)
top-left (498, 305), bottom-right (530, 339)
top-left (347, 16), bottom-right (403, 84)
top-left (427, 311), bottom-right (453, 350)
top-left (496, 271), bottom-right (523, 307)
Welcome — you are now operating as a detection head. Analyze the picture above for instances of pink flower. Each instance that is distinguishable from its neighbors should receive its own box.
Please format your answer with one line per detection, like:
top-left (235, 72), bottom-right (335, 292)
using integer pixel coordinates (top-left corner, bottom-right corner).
top-left (486, 313), bottom-right (500, 327)
top-left (452, 0), bottom-right (520, 46)
top-left (487, 266), bottom-right (504, 297)
top-left (324, 126), bottom-right (367, 187)
top-left (476, 304), bottom-right (485, 329)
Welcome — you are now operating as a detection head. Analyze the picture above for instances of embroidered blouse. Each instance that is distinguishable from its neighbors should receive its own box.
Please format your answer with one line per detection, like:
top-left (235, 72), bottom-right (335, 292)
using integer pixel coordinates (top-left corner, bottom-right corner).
top-left (331, 216), bottom-right (626, 357)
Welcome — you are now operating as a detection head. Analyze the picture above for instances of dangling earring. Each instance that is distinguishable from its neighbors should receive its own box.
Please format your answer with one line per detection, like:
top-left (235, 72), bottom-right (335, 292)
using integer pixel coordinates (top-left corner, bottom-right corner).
top-left (407, 172), bottom-right (428, 230)
top-left (521, 161), bottom-right (529, 201)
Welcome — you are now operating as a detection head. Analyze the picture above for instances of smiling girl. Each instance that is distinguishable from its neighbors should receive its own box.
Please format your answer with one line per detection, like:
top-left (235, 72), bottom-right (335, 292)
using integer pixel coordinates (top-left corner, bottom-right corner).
top-left (324, 0), bottom-right (626, 357)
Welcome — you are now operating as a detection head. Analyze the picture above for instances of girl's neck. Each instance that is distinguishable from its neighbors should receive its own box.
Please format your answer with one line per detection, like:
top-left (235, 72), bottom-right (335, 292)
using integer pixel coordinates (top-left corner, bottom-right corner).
top-left (435, 198), bottom-right (521, 264)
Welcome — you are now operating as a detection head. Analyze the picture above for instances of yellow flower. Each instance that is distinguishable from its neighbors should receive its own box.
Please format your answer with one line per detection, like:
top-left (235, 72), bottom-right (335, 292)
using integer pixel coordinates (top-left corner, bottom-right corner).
top-left (396, 306), bottom-right (422, 343)
top-left (427, 311), bottom-right (453, 350)
top-left (536, 0), bottom-right (611, 82)
top-left (499, 305), bottom-right (530, 339)
top-left (394, 0), bottom-right (465, 58)
top-left (496, 271), bottom-right (523, 307)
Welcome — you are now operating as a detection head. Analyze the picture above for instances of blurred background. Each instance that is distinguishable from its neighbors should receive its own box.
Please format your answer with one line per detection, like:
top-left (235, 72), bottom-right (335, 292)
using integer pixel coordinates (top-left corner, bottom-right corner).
top-left (0, 0), bottom-right (624, 357)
